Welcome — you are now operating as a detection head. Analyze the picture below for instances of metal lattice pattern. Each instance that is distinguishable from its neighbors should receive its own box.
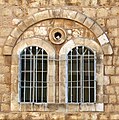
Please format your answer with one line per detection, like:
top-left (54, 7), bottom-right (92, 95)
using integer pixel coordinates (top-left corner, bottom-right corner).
top-left (67, 46), bottom-right (96, 103)
top-left (19, 46), bottom-right (47, 103)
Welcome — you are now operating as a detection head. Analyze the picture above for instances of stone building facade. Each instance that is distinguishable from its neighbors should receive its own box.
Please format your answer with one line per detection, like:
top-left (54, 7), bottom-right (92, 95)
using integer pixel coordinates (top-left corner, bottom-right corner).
top-left (0, 0), bottom-right (119, 119)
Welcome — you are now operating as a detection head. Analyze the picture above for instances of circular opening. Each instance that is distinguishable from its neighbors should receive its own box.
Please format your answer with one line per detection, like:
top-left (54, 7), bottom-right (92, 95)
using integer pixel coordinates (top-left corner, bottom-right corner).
top-left (54, 32), bottom-right (62, 41)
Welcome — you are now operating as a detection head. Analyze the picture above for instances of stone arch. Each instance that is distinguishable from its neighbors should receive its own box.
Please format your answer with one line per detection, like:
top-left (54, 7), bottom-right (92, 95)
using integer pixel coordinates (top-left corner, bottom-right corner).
top-left (3, 8), bottom-right (113, 55)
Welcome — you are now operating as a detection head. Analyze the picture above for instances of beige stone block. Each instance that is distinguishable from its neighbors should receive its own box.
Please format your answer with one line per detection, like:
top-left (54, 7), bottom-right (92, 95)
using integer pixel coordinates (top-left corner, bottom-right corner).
top-left (34, 27), bottom-right (47, 36)
top-left (91, 23), bottom-right (103, 37)
top-left (23, 31), bottom-right (34, 38)
top-left (103, 95), bottom-right (109, 103)
top-left (12, 18), bottom-right (21, 26)
top-left (99, 113), bottom-right (109, 120)
top-left (13, 7), bottom-right (23, 17)
top-left (113, 56), bottom-right (119, 65)
top-left (105, 104), bottom-right (114, 112)
top-left (0, 27), bottom-right (12, 37)
top-left (115, 87), bottom-right (119, 94)
top-left (80, 104), bottom-right (95, 111)
top-left (83, 8), bottom-right (96, 18)
top-left (18, 22), bottom-right (27, 32)
top-left (5, 36), bottom-right (16, 47)
top-left (117, 96), bottom-right (119, 103)
top-left (83, 17), bottom-right (94, 28)
top-left (62, 9), bottom-right (77, 19)
top-left (96, 18), bottom-right (106, 28)
top-left (54, 19), bottom-right (64, 27)
top-left (111, 76), bottom-right (119, 84)
top-left (108, 28), bottom-right (118, 37)
top-left (29, 2), bottom-right (39, 7)
top-left (104, 56), bottom-right (112, 65)
top-left (110, 7), bottom-right (119, 16)
top-left (3, 46), bottom-right (13, 55)
top-left (102, 43), bottom-right (113, 55)
top-left (1, 103), bottom-right (10, 111)
top-left (103, 76), bottom-right (110, 85)
top-left (110, 114), bottom-right (119, 120)
top-left (109, 95), bottom-right (116, 103)
top-left (114, 47), bottom-right (119, 55)
top-left (97, 8), bottom-right (108, 18)
top-left (0, 56), bottom-right (5, 65)
top-left (28, 8), bottom-right (38, 16)
top-left (0, 66), bottom-right (10, 74)
top-left (105, 66), bottom-right (115, 75)
top-left (115, 38), bottom-right (119, 46)
top-left (2, 7), bottom-right (12, 16)
top-left (99, 0), bottom-right (109, 5)
top-left (34, 10), bottom-right (50, 21)
top-left (2, 93), bottom-right (10, 102)
top-left (24, 16), bottom-right (35, 27)
top-left (11, 27), bottom-right (22, 38)
top-left (107, 18), bottom-right (117, 27)
top-left (49, 9), bottom-right (63, 18)
top-left (116, 67), bottom-right (119, 74)
top-left (0, 37), bottom-right (6, 46)
top-left (105, 86), bottom-right (115, 94)
top-left (75, 12), bottom-right (86, 24)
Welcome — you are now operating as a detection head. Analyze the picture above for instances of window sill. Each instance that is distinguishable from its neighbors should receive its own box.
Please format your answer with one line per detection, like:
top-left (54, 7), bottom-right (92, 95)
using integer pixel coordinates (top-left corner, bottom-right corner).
top-left (17, 103), bottom-right (104, 112)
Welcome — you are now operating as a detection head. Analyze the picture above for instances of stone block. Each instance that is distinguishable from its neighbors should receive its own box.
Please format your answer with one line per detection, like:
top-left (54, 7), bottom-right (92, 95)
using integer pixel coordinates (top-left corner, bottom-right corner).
top-left (0, 37), bottom-right (6, 46)
top-left (75, 12), bottom-right (86, 24)
top-left (111, 76), bottom-right (119, 84)
top-left (0, 27), bottom-right (12, 37)
top-left (34, 27), bottom-right (47, 36)
top-left (54, 19), bottom-right (64, 27)
top-left (96, 18), bottom-right (106, 28)
top-left (83, 17), bottom-right (94, 28)
top-left (108, 28), bottom-right (118, 37)
top-left (5, 36), bottom-right (16, 47)
top-left (2, 93), bottom-right (10, 102)
top-left (99, 113), bottom-right (109, 120)
top-left (105, 86), bottom-right (115, 94)
top-left (12, 18), bottom-right (21, 26)
top-left (103, 76), bottom-right (110, 85)
top-left (34, 10), bottom-right (50, 22)
top-left (115, 87), bottom-right (119, 94)
top-left (0, 56), bottom-right (5, 65)
top-left (97, 8), bottom-right (108, 18)
top-left (1, 103), bottom-right (10, 111)
top-left (3, 46), bottom-right (13, 55)
top-left (83, 8), bottom-right (96, 18)
top-left (105, 104), bottom-right (115, 112)
top-left (109, 95), bottom-right (116, 103)
top-left (98, 33), bottom-right (109, 46)
top-left (104, 56), bottom-right (112, 65)
top-left (24, 16), bottom-right (35, 27)
top-left (115, 38), bottom-right (119, 46)
top-left (102, 43), bottom-right (113, 55)
top-left (62, 9), bottom-right (77, 19)
top-left (13, 7), bottom-right (23, 17)
top-left (116, 67), bottom-right (119, 74)
top-left (11, 27), bottom-right (22, 38)
top-left (18, 22), bottom-right (27, 32)
top-left (0, 66), bottom-right (10, 74)
top-left (49, 9), bottom-right (63, 18)
top-left (105, 66), bottom-right (115, 75)
top-left (110, 7), bottom-right (119, 16)
top-left (106, 18), bottom-right (117, 27)
top-left (114, 47), bottom-right (119, 55)
top-left (23, 31), bottom-right (34, 38)
top-left (110, 114), bottom-right (119, 120)
top-left (91, 23), bottom-right (103, 37)
top-left (113, 56), bottom-right (119, 65)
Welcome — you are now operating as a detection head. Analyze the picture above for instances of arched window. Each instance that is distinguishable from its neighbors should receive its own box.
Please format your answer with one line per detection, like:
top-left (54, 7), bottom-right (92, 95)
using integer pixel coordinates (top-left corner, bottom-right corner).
top-left (19, 46), bottom-right (47, 103)
top-left (67, 46), bottom-right (96, 103)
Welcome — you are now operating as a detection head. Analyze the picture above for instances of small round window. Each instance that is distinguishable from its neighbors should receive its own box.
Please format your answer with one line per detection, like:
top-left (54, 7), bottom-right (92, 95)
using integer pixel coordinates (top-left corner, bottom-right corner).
top-left (49, 27), bottom-right (66, 44)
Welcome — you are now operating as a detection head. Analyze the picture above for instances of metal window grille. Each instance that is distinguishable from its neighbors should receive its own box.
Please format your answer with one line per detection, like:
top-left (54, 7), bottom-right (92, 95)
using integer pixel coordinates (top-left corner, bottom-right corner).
top-left (67, 46), bottom-right (96, 103)
top-left (19, 46), bottom-right (47, 103)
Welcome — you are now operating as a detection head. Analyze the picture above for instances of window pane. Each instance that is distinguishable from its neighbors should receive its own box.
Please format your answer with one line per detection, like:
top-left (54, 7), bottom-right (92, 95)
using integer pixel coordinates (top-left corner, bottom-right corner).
top-left (20, 46), bottom-right (47, 103)
top-left (67, 46), bottom-right (96, 103)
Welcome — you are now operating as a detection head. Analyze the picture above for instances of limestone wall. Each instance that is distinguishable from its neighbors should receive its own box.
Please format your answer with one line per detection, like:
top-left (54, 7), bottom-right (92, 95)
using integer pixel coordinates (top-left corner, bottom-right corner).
top-left (0, 0), bottom-right (119, 119)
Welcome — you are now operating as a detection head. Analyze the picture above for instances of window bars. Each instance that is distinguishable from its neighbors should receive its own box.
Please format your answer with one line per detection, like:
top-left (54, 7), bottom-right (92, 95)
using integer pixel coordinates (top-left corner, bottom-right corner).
top-left (19, 46), bottom-right (47, 103)
top-left (67, 46), bottom-right (96, 103)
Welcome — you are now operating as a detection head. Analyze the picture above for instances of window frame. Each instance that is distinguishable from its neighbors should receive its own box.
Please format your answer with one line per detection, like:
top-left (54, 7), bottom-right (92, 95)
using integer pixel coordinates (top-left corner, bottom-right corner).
top-left (11, 38), bottom-right (56, 111)
top-left (66, 46), bottom-right (97, 104)
top-left (19, 46), bottom-right (48, 103)
top-left (59, 38), bottom-right (104, 111)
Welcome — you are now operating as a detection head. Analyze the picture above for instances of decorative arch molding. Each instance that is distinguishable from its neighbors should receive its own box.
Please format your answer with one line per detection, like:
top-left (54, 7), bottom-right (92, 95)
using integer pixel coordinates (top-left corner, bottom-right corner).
top-left (3, 8), bottom-right (113, 55)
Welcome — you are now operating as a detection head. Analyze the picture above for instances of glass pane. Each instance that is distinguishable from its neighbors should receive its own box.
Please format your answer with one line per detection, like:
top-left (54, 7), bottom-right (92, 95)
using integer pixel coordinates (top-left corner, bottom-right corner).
top-left (43, 88), bottom-right (47, 102)
top-left (25, 88), bottom-right (30, 102)
top-left (68, 88), bottom-right (71, 102)
top-left (37, 88), bottom-right (41, 102)
top-left (72, 88), bottom-right (77, 102)
top-left (90, 88), bottom-right (94, 102)
top-left (84, 87), bottom-right (89, 102)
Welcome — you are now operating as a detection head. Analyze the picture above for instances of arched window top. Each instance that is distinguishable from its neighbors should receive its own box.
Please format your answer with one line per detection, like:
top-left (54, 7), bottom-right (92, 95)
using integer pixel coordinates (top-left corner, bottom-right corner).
top-left (20, 46), bottom-right (47, 56)
top-left (68, 46), bottom-right (94, 56)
